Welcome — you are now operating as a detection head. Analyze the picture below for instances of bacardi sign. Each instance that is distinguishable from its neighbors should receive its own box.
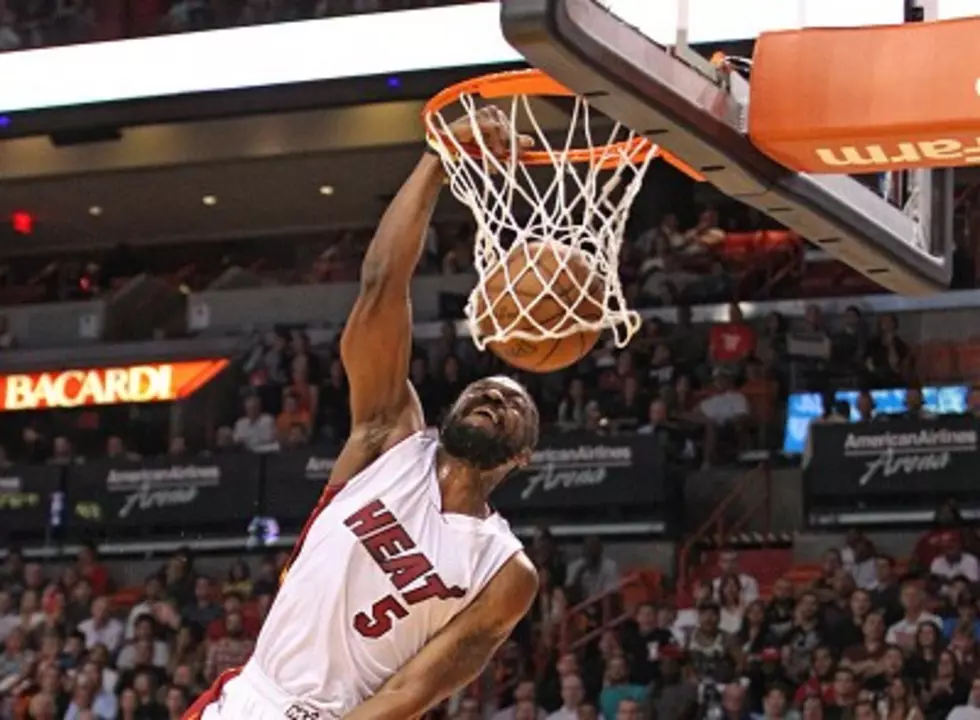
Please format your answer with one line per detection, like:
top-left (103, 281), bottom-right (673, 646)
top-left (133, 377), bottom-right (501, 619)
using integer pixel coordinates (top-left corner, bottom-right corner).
top-left (0, 359), bottom-right (229, 411)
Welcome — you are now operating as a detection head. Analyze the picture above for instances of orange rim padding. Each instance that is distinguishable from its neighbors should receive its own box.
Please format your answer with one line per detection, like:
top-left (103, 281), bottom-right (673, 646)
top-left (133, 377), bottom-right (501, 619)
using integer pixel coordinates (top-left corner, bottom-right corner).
top-left (749, 16), bottom-right (980, 173)
top-left (423, 69), bottom-right (704, 180)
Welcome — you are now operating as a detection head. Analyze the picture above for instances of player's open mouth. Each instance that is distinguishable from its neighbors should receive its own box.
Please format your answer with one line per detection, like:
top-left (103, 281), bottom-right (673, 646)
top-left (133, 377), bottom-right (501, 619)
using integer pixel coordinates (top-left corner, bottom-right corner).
top-left (471, 406), bottom-right (500, 425)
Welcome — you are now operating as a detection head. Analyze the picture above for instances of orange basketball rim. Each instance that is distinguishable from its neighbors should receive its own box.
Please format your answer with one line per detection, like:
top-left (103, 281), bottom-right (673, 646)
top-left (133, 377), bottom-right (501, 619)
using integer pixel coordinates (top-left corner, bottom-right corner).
top-left (422, 68), bottom-right (704, 180)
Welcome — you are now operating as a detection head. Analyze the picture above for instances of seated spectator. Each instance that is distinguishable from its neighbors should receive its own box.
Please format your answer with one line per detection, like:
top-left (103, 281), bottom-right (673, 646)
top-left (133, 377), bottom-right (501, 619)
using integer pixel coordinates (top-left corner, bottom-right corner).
top-left (686, 601), bottom-right (740, 684)
top-left (944, 595), bottom-right (980, 642)
top-left (711, 552), bottom-right (760, 605)
top-left (842, 612), bottom-right (888, 683)
top-left (557, 377), bottom-right (590, 432)
top-left (0, 628), bottom-right (31, 693)
top-left (277, 392), bottom-right (312, 444)
top-left (914, 501), bottom-right (973, 571)
top-left (76, 542), bottom-right (109, 597)
top-left (921, 649), bottom-right (969, 718)
top-left (0, 590), bottom-right (17, 643)
top-left (831, 305), bottom-right (869, 376)
top-left (826, 667), bottom-right (858, 719)
top-left (116, 638), bottom-right (168, 691)
top-left (901, 386), bottom-right (936, 421)
top-left (65, 662), bottom-right (118, 720)
top-left (126, 574), bottom-right (165, 640)
top-left (47, 435), bottom-right (80, 465)
top-left (77, 597), bottom-right (124, 655)
top-left (948, 675), bottom-right (980, 719)
top-left (738, 600), bottom-right (777, 660)
top-left (282, 422), bottom-right (310, 448)
top-left (842, 531), bottom-right (878, 591)
top-left (792, 645), bottom-right (836, 707)
top-left (864, 313), bottom-right (910, 387)
top-left (167, 435), bottom-right (190, 459)
top-left (930, 533), bottom-right (980, 584)
top-left (117, 615), bottom-right (169, 671)
top-left (565, 536), bottom-right (619, 603)
top-left (106, 435), bottom-right (140, 462)
top-left (232, 395), bottom-right (277, 452)
top-left (756, 684), bottom-right (798, 720)
top-left (598, 656), bottom-right (647, 720)
top-left (203, 610), bottom-right (254, 683)
top-left (871, 556), bottom-right (904, 626)
top-left (181, 577), bottom-right (221, 631)
top-left (696, 368), bottom-right (751, 466)
top-left (718, 574), bottom-right (746, 635)
top-left (878, 676), bottom-right (925, 720)
top-left (765, 578), bottom-right (796, 641)
top-left (905, 621), bottom-right (943, 690)
top-left (545, 673), bottom-right (586, 720)
top-left (782, 593), bottom-right (824, 684)
top-left (491, 679), bottom-right (547, 720)
top-left (811, 550), bottom-right (844, 604)
top-left (886, 582), bottom-right (942, 651)
top-left (708, 303), bottom-right (757, 368)
top-left (206, 591), bottom-right (260, 641)
top-left (165, 684), bottom-right (191, 719)
top-left (223, 560), bottom-right (252, 599)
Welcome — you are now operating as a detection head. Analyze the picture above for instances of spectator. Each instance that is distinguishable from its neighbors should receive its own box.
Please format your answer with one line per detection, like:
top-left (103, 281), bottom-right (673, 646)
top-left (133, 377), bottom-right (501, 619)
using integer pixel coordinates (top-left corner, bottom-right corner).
top-left (614, 696), bottom-right (642, 720)
top-left (597, 655), bottom-right (646, 720)
top-left (879, 676), bottom-right (924, 720)
top-left (106, 435), bottom-right (139, 462)
top-left (871, 556), bottom-right (904, 626)
top-left (865, 313), bottom-right (910, 386)
top-left (944, 595), bottom-right (980, 642)
top-left (165, 684), bottom-right (190, 719)
top-left (922, 649), bottom-right (969, 718)
top-left (709, 302), bottom-right (757, 368)
top-left (203, 610), bottom-right (254, 683)
top-left (719, 682), bottom-right (750, 720)
top-left (232, 395), bottom-right (277, 452)
top-left (697, 368), bottom-right (751, 466)
top-left (825, 667), bottom-right (858, 719)
top-left (755, 685), bottom-right (797, 720)
top-left (491, 679), bottom-right (547, 720)
top-left (718, 574), bottom-right (746, 635)
top-left (285, 354), bottom-right (319, 425)
top-left (930, 533), bottom-right (979, 583)
top-left (126, 575), bottom-right (165, 640)
top-left (949, 675), bottom-right (980, 719)
top-left (223, 560), bottom-right (252, 599)
top-left (902, 386), bottom-right (936, 422)
top-left (566, 536), bottom-right (619, 602)
top-left (117, 616), bottom-right (169, 670)
top-left (48, 435), bottom-right (79, 465)
top-left (842, 611), bottom-right (888, 682)
top-left (167, 436), bottom-right (189, 459)
top-left (621, 603), bottom-right (676, 684)
top-left (545, 673), bottom-right (586, 720)
top-left (687, 601), bottom-right (740, 684)
top-left (76, 542), bottom-right (110, 597)
top-left (77, 597), bottom-right (124, 655)
top-left (738, 600), bottom-right (777, 659)
top-left (712, 552), bottom-right (761, 605)
top-left (181, 577), bottom-right (221, 631)
top-left (65, 662), bottom-right (118, 720)
top-left (649, 646), bottom-right (698, 720)
top-left (782, 593), bottom-right (824, 684)
top-left (885, 582), bottom-right (942, 651)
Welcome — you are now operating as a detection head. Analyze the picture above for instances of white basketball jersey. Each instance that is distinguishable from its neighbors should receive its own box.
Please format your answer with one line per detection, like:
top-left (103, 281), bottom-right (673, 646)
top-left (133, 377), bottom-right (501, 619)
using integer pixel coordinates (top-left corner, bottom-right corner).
top-left (245, 431), bottom-right (523, 717)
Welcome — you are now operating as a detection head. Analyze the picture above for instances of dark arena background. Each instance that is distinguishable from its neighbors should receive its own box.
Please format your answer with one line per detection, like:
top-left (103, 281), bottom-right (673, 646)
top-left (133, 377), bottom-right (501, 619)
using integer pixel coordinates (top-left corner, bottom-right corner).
top-left (1, 0), bottom-right (980, 718)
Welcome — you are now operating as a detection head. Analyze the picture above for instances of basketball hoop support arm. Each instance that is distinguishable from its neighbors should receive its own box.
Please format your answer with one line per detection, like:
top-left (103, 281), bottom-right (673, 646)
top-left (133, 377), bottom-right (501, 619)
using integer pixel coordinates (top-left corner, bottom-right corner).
top-left (672, 0), bottom-right (725, 86)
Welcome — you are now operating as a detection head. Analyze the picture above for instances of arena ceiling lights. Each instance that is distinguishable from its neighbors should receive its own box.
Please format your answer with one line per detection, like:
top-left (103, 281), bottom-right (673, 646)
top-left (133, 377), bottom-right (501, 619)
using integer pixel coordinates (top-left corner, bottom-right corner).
top-left (0, 1), bottom-right (913, 115)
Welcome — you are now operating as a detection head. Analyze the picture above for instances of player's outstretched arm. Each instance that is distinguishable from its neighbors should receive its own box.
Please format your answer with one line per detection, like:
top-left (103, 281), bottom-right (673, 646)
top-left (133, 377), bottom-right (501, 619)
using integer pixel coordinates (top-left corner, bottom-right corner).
top-left (338, 153), bottom-right (445, 443)
top-left (343, 554), bottom-right (538, 720)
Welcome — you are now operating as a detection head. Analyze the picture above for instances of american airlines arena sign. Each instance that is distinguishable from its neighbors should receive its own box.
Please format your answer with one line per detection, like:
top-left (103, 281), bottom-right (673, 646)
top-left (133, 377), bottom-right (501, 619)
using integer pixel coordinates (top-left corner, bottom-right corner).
top-left (0, 359), bottom-right (229, 411)
top-left (0, 0), bottom-right (924, 115)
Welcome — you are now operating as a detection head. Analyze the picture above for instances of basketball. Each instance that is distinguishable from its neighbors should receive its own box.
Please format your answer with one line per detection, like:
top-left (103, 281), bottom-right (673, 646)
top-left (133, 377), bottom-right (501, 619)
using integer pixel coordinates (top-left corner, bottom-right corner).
top-left (474, 240), bottom-right (603, 373)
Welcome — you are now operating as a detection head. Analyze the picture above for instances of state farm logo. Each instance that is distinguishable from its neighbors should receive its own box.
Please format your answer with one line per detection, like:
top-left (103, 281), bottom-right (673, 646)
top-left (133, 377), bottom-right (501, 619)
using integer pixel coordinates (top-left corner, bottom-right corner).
top-left (814, 138), bottom-right (980, 169)
top-left (843, 427), bottom-right (977, 487)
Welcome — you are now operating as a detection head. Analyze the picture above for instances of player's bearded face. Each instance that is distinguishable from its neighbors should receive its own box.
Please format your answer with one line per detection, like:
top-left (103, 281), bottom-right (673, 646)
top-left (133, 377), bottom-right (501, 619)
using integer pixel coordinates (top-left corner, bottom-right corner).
top-left (441, 403), bottom-right (523, 470)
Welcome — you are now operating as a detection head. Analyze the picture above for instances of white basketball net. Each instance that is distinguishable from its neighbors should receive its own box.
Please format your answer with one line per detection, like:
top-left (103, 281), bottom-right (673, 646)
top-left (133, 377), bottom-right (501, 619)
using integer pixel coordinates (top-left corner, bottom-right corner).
top-left (424, 90), bottom-right (656, 350)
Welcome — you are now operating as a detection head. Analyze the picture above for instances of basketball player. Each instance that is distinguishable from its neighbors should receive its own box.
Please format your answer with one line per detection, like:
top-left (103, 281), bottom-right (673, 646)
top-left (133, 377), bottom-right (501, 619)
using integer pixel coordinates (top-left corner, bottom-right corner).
top-left (184, 108), bottom-right (540, 720)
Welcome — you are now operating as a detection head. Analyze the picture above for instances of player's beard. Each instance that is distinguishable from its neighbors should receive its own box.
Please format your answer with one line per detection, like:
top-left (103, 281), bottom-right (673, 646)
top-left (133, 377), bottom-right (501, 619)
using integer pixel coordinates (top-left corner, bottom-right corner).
top-left (440, 416), bottom-right (519, 471)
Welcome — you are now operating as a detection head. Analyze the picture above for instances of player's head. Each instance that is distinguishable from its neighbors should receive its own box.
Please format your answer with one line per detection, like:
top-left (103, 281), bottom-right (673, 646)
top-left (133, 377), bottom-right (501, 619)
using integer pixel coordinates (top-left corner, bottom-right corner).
top-left (440, 375), bottom-right (539, 475)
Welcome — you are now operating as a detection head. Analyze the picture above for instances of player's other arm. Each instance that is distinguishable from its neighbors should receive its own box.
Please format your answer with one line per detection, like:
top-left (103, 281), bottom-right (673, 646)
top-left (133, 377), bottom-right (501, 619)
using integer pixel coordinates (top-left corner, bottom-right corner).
top-left (343, 554), bottom-right (538, 720)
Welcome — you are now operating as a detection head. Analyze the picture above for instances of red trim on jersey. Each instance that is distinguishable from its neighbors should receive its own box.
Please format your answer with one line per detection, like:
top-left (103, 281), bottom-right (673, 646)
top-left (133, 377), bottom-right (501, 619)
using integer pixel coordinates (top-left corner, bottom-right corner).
top-left (182, 667), bottom-right (242, 720)
top-left (183, 482), bottom-right (347, 719)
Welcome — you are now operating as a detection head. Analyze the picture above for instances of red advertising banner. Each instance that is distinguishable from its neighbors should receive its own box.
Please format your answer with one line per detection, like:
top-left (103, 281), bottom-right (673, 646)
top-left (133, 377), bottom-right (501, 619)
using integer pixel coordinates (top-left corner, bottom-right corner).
top-left (0, 359), bottom-right (229, 411)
